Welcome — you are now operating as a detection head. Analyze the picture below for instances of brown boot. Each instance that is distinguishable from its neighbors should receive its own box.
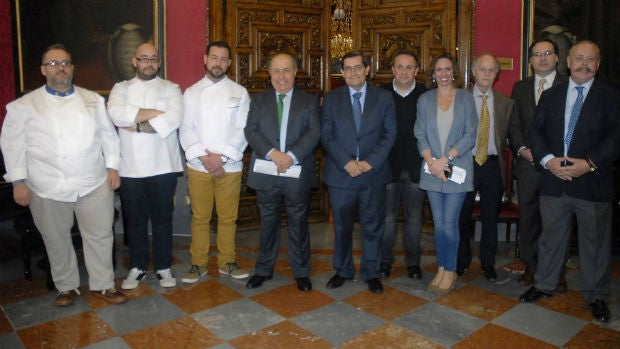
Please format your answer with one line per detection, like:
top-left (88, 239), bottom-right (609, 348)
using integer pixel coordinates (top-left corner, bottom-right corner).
top-left (518, 268), bottom-right (534, 286)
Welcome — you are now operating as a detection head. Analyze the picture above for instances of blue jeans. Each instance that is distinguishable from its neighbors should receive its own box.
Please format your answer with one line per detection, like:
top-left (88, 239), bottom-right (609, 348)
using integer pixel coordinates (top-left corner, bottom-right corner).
top-left (427, 191), bottom-right (467, 271)
top-left (382, 172), bottom-right (426, 267)
top-left (119, 173), bottom-right (178, 271)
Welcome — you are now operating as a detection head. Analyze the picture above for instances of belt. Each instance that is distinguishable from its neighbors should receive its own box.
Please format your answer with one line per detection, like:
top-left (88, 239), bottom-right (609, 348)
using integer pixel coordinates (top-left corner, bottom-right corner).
top-left (473, 155), bottom-right (498, 160)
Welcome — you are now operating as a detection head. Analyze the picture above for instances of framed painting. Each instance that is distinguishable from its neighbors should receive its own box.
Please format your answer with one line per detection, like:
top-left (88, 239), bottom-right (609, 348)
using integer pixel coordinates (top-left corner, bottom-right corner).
top-left (13, 0), bottom-right (165, 95)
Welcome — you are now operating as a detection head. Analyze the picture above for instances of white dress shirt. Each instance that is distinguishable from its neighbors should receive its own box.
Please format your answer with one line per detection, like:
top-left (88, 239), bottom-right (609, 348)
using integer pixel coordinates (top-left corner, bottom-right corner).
top-left (107, 76), bottom-right (184, 177)
top-left (472, 85), bottom-right (498, 156)
top-left (1, 86), bottom-right (120, 202)
top-left (179, 76), bottom-right (250, 173)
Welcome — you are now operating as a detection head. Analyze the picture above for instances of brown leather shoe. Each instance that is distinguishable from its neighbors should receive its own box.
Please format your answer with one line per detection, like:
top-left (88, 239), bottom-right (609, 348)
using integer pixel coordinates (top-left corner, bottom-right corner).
top-left (90, 288), bottom-right (127, 304)
top-left (556, 274), bottom-right (568, 293)
top-left (518, 268), bottom-right (534, 286)
top-left (55, 289), bottom-right (80, 307)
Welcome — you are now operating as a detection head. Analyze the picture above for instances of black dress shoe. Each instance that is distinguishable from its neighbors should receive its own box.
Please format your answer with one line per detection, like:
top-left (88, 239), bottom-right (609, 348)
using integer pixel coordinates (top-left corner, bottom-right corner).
top-left (380, 262), bottom-right (392, 277)
top-left (482, 265), bottom-right (497, 282)
top-left (326, 274), bottom-right (351, 289)
top-left (407, 265), bottom-right (422, 279)
top-left (295, 277), bottom-right (312, 292)
top-left (245, 274), bottom-right (272, 289)
top-left (519, 286), bottom-right (552, 303)
top-left (367, 278), bottom-right (384, 294)
top-left (589, 299), bottom-right (610, 323)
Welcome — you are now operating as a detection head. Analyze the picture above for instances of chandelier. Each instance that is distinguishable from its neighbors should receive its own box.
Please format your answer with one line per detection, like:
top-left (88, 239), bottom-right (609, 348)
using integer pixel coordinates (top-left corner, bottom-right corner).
top-left (330, 0), bottom-right (353, 59)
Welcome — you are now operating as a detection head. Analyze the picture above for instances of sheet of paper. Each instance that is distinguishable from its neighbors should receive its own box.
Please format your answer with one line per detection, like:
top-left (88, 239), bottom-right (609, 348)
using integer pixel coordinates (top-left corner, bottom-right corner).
top-left (423, 161), bottom-right (467, 184)
top-left (253, 159), bottom-right (301, 178)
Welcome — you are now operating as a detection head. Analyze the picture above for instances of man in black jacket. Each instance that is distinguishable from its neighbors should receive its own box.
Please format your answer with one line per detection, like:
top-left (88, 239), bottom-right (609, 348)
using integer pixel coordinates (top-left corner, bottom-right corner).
top-left (380, 49), bottom-right (427, 279)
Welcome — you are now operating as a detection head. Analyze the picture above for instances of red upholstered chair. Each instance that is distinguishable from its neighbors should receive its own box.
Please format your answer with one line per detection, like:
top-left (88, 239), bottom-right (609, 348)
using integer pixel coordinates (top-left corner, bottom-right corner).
top-left (471, 147), bottom-right (520, 257)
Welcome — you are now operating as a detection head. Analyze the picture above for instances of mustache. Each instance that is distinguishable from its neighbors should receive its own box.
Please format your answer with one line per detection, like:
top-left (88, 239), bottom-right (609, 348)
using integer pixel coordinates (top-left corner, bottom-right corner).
top-left (576, 66), bottom-right (594, 73)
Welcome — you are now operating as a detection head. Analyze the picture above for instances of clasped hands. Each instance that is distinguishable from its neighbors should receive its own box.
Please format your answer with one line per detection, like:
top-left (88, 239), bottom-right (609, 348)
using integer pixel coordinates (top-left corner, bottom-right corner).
top-left (427, 157), bottom-right (451, 182)
top-left (344, 160), bottom-right (373, 177)
top-left (546, 156), bottom-right (591, 181)
top-left (270, 150), bottom-right (294, 173)
top-left (199, 149), bottom-right (227, 177)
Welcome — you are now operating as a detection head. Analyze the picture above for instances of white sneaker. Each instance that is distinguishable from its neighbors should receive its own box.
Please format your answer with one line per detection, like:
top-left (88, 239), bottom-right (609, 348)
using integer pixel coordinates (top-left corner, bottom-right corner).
top-left (121, 268), bottom-right (147, 290)
top-left (157, 268), bottom-right (177, 288)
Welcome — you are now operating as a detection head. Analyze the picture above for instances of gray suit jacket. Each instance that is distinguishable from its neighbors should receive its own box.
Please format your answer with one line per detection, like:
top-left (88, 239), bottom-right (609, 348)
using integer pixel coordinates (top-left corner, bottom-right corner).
top-left (487, 89), bottom-right (514, 185)
top-left (245, 87), bottom-right (320, 189)
top-left (414, 88), bottom-right (478, 193)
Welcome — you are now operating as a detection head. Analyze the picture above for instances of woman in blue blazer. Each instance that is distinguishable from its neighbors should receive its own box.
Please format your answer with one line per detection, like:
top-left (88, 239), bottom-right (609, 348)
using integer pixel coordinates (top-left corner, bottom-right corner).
top-left (414, 53), bottom-right (477, 293)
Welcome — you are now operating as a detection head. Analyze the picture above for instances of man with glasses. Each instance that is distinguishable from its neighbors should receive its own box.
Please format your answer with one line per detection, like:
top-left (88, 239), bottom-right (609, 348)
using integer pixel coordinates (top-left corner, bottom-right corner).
top-left (179, 41), bottom-right (250, 283)
top-left (107, 42), bottom-right (183, 290)
top-left (1, 43), bottom-right (127, 306)
top-left (521, 41), bottom-right (620, 323)
top-left (321, 51), bottom-right (396, 294)
top-left (509, 40), bottom-right (567, 289)
top-left (457, 53), bottom-right (514, 282)
top-left (379, 50), bottom-right (427, 280)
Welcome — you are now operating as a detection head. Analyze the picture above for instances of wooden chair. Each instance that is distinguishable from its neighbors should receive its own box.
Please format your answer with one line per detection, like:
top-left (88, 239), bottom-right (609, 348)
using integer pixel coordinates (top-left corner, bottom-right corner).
top-left (471, 147), bottom-right (520, 257)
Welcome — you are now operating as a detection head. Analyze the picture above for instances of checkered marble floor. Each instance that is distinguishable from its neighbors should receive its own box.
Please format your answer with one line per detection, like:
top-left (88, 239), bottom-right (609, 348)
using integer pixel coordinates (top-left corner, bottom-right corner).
top-left (0, 222), bottom-right (618, 349)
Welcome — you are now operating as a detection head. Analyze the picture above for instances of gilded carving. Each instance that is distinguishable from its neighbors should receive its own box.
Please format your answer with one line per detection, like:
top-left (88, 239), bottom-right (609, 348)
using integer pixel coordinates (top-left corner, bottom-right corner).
top-left (405, 11), bottom-right (444, 45)
top-left (285, 13), bottom-right (321, 49)
top-left (360, 14), bottom-right (398, 49)
top-left (259, 33), bottom-right (303, 69)
top-left (379, 34), bottom-right (423, 70)
top-left (237, 9), bottom-right (278, 45)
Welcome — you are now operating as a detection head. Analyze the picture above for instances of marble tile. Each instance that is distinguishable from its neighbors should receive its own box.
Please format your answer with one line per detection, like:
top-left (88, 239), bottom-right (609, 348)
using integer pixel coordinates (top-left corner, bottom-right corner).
top-left (492, 303), bottom-right (588, 347)
top-left (216, 272), bottom-right (292, 298)
top-left (290, 301), bottom-right (384, 345)
top-left (273, 257), bottom-right (333, 278)
top-left (340, 323), bottom-right (445, 349)
top-left (393, 302), bottom-right (486, 347)
top-left (17, 311), bottom-right (116, 349)
top-left (384, 274), bottom-right (444, 301)
top-left (3, 290), bottom-right (92, 329)
top-left (453, 323), bottom-right (558, 349)
top-left (535, 290), bottom-right (592, 321)
top-left (162, 279), bottom-right (243, 314)
top-left (121, 316), bottom-right (222, 349)
top-left (0, 309), bottom-right (12, 335)
top-left (82, 337), bottom-right (132, 349)
top-left (251, 284), bottom-right (335, 318)
top-left (563, 323), bottom-right (620, 349)
top-left (0, 278), bottom-right (50, 306)
top-left (192, 298), bottom-right (285, 340)
top-left (342, 285), bottom-right (427, 320)
top-left (228, 320), bottom-right (333, 349)
top-left (96, 294), bottom-right (185, 336)
top-left (436, 284), bottom-right (519, 321)
top-left (310, 272), bottom-right (368, 301)
top-left (0, 332), bottom-right (25, 349)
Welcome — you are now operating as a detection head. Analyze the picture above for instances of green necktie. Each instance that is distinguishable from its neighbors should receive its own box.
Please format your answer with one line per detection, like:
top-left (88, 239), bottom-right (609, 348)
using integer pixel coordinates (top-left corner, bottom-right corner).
top-left (277, 94), bottom-right (286, 128)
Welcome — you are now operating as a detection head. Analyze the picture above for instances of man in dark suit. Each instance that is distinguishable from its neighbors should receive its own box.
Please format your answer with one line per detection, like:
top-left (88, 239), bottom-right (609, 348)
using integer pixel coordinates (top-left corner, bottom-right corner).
top-left (321, 51), bottom-right (396, 294)
top-left (244, 53), bottom-right (320, 292)
top-left (458, 53), bottom-right (513, 281)
top-left (509, 39), bottom-right (568, 288)
top-left (380, 49), bottom-right (427, 280)
top-left (520, 41), bottom-right (620, 323)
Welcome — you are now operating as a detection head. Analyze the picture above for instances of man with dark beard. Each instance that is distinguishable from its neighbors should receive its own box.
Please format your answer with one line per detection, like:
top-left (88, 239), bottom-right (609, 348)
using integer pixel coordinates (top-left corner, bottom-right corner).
top-left (179, 41), bottom-right (250, 283)
top-left (107, 42), bottom-right (184, 289)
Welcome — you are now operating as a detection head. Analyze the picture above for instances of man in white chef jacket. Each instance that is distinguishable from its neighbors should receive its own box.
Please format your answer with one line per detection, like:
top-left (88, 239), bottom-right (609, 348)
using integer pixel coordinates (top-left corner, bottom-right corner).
top-left (107, 42), bottom-right (184, 290)
top-left (0, 43), bottom-right (127, 306)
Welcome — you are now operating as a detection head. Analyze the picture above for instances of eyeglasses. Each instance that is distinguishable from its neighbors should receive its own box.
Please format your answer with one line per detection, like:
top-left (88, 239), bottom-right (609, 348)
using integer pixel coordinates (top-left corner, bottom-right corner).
top-left (342, 65), bottom-right (365, 73)
top-left (135, 56), bottom-right (160, 63)
top-left (532, 50), bottom-right (555, 57)
top-left (43, 60), bottom-right (72, 68)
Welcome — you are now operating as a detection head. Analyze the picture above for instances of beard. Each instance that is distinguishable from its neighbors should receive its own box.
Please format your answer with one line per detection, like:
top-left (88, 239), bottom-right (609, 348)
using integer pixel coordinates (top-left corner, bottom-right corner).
top-left (137, 66), bottom-right (158, 80)
top-left (49, 72), bottom-right (72, 89)
top-left (207, 65), bottom-right (228, 80)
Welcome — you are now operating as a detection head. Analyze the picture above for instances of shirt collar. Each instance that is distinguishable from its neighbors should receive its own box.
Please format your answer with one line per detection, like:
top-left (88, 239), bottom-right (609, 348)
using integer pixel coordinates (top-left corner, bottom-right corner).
top-left (348, 83), bottom-right (367, 97)
top-left (473, 84), bottom-right (492, 98)
top-left (535, 70), bottom-right (557, 86)
top-left (45, 84), bottom-right (75, 97)
top-left (392, 79), bottom-right (416, 97)
top-left (568, 76), bottom-right (594, 91)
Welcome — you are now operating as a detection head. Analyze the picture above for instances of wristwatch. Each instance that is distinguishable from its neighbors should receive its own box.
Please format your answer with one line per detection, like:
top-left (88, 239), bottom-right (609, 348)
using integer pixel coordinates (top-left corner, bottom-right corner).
top-left (447, 155), bottom-right (454, 163)
top-left (220, 155), bottom-right (229, 164)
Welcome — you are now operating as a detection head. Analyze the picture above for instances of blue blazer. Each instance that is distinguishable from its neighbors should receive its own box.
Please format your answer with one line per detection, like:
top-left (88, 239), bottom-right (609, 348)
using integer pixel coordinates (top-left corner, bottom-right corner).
top-left (321, 84), bottom-right (396, 188)
top-left (530, 78), bottom-right (620, 202)
top-left (414, 88), bottom-right (478, 193)
top-left (245, 87), bottom-right (321, 189)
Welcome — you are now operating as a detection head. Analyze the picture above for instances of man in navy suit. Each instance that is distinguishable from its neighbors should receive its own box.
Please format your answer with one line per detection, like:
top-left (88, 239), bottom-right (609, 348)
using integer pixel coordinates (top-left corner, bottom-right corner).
top-left (244, 53), bottom-right (320, 291)
top-left (321, 51), bottom-right (396, 294)
top-left (520, 41), bottom-right (620, 323)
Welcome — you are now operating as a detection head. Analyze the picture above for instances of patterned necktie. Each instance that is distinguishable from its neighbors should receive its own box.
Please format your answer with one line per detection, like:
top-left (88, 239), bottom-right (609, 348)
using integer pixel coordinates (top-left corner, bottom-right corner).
top-left (565, 86), bottom-right (584, 151)
top-left (475, 95), bottom-right (490, 165)
top-left (352, 92), bottom-right (362, 132)
top-left (277, 94), bottom-right (286, 128)
top-left (535, 78), bottom-right (546, 105)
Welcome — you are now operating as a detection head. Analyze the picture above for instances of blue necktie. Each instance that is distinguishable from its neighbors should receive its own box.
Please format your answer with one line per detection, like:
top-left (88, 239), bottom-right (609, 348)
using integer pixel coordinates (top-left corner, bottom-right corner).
top-left (352, 92), bottom-right (362, 132)
top-left (565, 86), bottom-right (584, 152)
